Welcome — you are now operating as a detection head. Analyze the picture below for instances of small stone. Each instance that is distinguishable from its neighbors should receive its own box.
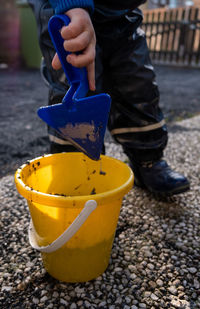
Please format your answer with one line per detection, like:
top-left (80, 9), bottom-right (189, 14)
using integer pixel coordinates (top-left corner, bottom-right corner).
top-left (147, 263), bottom-right (154, 270)
top-left (106, 285), bottom-right (112, 292)
top-left (41, 290), bottom-right (47, 296)
top-left (99, 301), bottom-right (107, 307)
top-left (96, 290), bottom-right (103, 297)
top-left (77, 301), bottom-right (83, 306)
top-left (53, 291), bottom-right (59, 298)
top-left (70, 303), bottom-right (77, 309)
top-left (162, 224), bottom-right (168, 230)
top-left (3, 273), bottom-right (10, 278)
top-left (175, 241), bottom-right (183, 249)
top-left (151, 293), bottom-right (159, 301)
top-left (168, 286), bottom-right (177, 295)
top-left (115, 297), bottom-right (122, 305)
top-left (144, 291), bottom-right (151, 298)
top-left (128, 265), bottom-right (137, 272)
top-left (60, 299), bottom-right (68, 306)
top-left (26, 261), bottom-right (34, 267)
top-left (171, 298), bottom-right (190, 308)
top-left (149, 281), bottom-right (156, 289)
top-left (188, 267), bottom-right (197, 274)
top-left (194, 278), bottom-right (200, 289)
top-left (125, 296), bottom-right (131, 304)
top-left (130, 273), bottom-right (137, 280)
top-left (1, 286), bottom-right (12, 292)
top-left (84, 300), bottom-right (91, 308)
top-left (139, 303), bottom-right (146, 308)
top-left (75, 287), bottom-right (85, 294)
top-left (156, 279), bottom-right (163, 287)
top-left (40, 296), bottom-right (48, 303)
top-left (17, 283), bottom-right (26, 291)
top-left (173, 279), bottom-right (181, 286)
top-left (33, 298), bottom-right (39, 305)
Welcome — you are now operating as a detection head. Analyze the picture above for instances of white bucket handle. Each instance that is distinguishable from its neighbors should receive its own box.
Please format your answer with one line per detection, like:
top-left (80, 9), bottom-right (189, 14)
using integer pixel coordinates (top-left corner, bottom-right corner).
top-left (28, 199), bottom-right (97, 253)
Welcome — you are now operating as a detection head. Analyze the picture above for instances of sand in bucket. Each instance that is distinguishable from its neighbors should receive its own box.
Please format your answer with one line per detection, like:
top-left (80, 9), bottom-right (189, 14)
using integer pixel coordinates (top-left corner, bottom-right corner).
top-left (15, 153), bottom-right (133, 282)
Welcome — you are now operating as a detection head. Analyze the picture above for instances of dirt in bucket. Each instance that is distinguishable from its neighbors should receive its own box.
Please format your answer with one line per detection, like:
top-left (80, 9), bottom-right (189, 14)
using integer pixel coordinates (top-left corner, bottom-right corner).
top-left (90, 188), bottom-right (96, 195)
top-left (99, 160), bottom-right (106, 176)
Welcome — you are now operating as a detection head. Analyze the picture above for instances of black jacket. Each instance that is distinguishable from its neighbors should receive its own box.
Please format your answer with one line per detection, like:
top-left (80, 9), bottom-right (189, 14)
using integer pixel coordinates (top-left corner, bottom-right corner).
top-left (94, 0), bottom-right (146, 21)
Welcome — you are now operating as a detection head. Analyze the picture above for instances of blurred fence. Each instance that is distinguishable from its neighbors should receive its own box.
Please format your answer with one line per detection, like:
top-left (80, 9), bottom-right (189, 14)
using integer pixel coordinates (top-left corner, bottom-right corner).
top-left (142, 6), bottom-right (200, 66)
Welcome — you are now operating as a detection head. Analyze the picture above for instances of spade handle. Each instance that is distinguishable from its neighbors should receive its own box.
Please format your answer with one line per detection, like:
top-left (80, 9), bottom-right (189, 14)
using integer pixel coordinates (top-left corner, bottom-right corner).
top-left (48, 14), bottom-right (89, 95)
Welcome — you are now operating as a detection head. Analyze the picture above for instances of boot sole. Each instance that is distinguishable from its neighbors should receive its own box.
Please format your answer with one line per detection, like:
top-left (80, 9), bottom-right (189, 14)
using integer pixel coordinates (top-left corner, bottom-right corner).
top-left (151, 183), bottom-right (190, 197)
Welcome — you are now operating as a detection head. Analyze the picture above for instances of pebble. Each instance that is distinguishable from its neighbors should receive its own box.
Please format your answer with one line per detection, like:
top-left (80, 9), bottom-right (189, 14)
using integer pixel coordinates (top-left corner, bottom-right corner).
top-left (156, 279), bottom-right (163, 287)
top-left (99, 301), bottom-right (107, 307)
top-left (114, 267), bottom-right (123, 272)
top-left (1, 286), bottom-right (12, 292)
top-left (194, 278), bottom-right (200, 289)
top-left (171, 297), bottom-right (190, 308)
top-left (149, 281), bottom-right (156, 289)
top-left (144, 291), bottom-right (151, 298)
top-left (139, 303), bottom-right (146, 308)
top-left (40, 296), bottom-right (48, 303)
top-left (41, 290), bottom-right (47, 296)
top-left (84, 300), bottom-right (91, 308)
top-left (60, 299), bottom-right (68, 306)
top-left (125, 296), bottom-right (131, 304)
top-left (168, 286), bottom-right (177, 295)
top-left (33, 297), bottom-right (39, 304)
top-left (188, 267), bottom-right (197, 274)
top-left (75, 287), bottom-right (85, 294)
top-left (151, 293), bottom-right (159, 301)
top-left (147, 263), bottom-right (154, 270)
top-left (53, 291), bottom-right (59, 298)
top-left (115, 297), bottom-right (122, 305)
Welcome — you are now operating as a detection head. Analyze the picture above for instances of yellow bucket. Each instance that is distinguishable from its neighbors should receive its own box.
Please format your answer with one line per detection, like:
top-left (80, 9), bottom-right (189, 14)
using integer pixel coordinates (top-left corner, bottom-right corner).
top-left (15, 153), bottom-right (133, 282)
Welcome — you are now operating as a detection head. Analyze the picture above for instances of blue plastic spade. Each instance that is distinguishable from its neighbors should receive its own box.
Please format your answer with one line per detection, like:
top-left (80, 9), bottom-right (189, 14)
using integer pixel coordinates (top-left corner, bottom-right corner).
top-left (37, 14), bottom-right (111, 160)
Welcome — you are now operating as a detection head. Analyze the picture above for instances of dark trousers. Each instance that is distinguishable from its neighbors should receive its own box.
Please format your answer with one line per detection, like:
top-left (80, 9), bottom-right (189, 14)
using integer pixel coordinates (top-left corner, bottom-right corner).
top-left (29, 0), bottom-right (168, 163)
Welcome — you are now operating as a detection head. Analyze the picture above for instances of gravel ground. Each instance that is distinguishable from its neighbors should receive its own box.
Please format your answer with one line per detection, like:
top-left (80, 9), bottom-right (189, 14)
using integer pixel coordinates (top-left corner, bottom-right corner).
top-left (0, 115), bottom-right (200, 308)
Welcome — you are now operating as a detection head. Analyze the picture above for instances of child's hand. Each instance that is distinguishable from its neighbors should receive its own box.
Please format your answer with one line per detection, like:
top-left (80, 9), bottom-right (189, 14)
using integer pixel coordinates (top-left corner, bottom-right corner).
top-left (52, 8), bottom-right (96, 91)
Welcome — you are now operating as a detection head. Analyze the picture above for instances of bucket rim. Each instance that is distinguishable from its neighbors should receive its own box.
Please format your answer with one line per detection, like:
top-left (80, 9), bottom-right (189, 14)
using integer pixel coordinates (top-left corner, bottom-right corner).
top-left (15, 153), bottom-right (134, 208)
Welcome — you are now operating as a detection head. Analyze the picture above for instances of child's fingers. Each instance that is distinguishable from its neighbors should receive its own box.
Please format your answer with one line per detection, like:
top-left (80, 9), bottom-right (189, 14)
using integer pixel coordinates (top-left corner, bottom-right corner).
top-left (66, 44), bottom-right (96, 91)
top-left (52, 53), bottom-right (62, 70)
top-left (61, 23), bottom-right (82, 41)
top-left (63, 31), bottom-right (90, 53)
top-left (87, 62), bottom-right (96, 91)
top-left (66, 43), bottom-right (95, 68)
top-left (61, 13), bottom-right (84, 40)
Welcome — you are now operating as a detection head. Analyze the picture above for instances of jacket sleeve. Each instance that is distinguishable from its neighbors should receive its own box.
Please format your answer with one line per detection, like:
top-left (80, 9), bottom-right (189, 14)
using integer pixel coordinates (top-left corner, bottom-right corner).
top-left (48, 0), bottom-right (94, 14)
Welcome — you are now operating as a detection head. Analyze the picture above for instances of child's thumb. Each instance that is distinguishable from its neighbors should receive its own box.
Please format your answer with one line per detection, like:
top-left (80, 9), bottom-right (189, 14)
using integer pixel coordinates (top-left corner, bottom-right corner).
top-left (52, 53), bottom-right (62, 70)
